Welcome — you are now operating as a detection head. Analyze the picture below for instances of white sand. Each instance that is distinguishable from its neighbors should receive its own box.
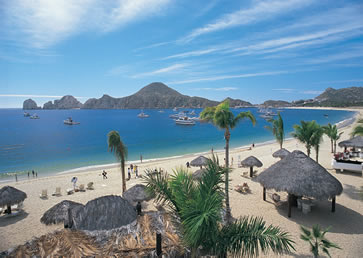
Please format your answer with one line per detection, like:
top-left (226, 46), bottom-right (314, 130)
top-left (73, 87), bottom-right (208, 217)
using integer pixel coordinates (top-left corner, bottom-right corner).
top-left (1, 107), bottom-right (362, 257)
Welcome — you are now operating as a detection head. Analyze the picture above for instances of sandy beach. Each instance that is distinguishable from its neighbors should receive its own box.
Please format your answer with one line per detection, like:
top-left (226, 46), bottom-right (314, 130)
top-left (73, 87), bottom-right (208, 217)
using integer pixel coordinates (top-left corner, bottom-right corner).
top-left (1, 107), bottom-right (362, 257)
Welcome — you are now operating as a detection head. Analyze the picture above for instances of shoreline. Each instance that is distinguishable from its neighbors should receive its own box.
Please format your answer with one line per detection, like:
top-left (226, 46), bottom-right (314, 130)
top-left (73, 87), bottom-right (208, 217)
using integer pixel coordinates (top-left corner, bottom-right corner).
top-left (0, 107), bottom-right (359, 183)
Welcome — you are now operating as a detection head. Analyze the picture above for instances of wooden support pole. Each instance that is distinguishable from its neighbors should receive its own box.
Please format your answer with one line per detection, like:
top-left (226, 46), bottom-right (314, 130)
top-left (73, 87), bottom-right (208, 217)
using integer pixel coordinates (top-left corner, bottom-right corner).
top-left (156, 232), bottom-right (162, 256)
top-left (332, 197), bottom-right (336, 212)
top-left (250, 167), bottom-right (253, 177)
top-left (288, 194), bottom-right (292, 218)
top-left (263, 187), bottom-right (266, 201)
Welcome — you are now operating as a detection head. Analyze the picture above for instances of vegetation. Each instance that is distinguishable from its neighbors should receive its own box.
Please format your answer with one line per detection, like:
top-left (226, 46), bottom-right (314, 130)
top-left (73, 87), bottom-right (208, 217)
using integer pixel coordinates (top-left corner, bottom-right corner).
top-left (300, 225), bottom-right (341, 258)
top-left (311, 124), bottom-right (325, 163)
top-left (352, 118), bottom-right (363, 137)
top-left (323, 123), bottom-right (343, 153)
top-left (107, 130), bottom-right (128, 193)
top-left (200, 100), bottom-right (256, 223)
top-left (143, 157), bottom-right (295, 257)
top-left (292, 121), bottom-right (320, 157)
top-left (265, 112), bottom-right (284, 149)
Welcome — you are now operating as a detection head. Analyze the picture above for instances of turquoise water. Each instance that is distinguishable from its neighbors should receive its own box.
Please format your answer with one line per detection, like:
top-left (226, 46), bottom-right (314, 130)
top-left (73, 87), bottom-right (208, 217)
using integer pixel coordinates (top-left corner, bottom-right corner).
top-left (0, 108), bottom-right (354, 180)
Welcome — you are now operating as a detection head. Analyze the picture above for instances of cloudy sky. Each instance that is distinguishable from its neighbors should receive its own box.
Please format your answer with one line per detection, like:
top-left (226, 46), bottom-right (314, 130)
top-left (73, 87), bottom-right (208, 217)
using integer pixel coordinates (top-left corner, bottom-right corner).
top-left (1, 0), bottom-right (362, 107)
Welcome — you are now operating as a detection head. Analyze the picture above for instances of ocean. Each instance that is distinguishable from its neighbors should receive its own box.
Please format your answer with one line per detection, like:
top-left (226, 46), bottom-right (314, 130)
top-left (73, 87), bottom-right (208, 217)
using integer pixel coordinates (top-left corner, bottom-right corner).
top-left (0, 108), bottom-right (355, 181)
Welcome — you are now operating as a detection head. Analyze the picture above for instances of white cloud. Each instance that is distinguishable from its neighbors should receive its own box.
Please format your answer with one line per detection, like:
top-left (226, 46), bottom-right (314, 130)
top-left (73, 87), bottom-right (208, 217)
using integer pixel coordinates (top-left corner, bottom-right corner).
top-left (272, 88), bottom-right (296, 93)
top-left (132, 63), bottom-right (188, 78)
top-left (306, 47), bottom-right (363, 64)
top-left (3, 0), bottom-right (171, 48)
top-left (299, 90), bottom-right (323, 95)
top-left (163, 47), bottom-right (221, 60)
top-left (168, 71), bottom-right (287, 84)
top-left (196, 87), bottom-right (238, 91)
top-left (182, 0), bottom-right (313, 42)
top-left (0, 94), bottom-right (87, 99)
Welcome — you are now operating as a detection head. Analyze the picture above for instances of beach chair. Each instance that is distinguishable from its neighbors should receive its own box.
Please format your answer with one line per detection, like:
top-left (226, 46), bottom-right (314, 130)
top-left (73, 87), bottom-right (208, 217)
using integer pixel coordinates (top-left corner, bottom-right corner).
top-left (86, 182), bottom-right (94, 190)
top-left (79, 184), bottom-right (85, 192)
top-left (52, 187), bottom-right (62, 196)
top-left (66, 188), bottom-right (74, 195)
top-left (40, 189), bottom-right (48, 199)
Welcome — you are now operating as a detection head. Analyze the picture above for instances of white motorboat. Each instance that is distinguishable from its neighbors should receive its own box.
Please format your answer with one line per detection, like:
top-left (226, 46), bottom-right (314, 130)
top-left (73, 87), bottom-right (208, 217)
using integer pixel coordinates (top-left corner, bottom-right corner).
top-left (30, 114), bottom-right (39, 119)
top-left (137, 111), bottom-right (149, 118)
top-left (175, 117), bottom-right (196, 125)
top-left (190, 110), bottom-right (196, 115)
top-left (64, 117), bottom-right (80, 125)
top-left (173, 107), bottom-right (178, 111)
top-left (24, 112), bottom-right (30, 117)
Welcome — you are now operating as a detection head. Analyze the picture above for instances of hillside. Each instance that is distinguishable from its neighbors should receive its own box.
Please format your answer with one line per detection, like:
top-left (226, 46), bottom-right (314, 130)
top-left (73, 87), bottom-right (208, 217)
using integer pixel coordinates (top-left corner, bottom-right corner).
top-left (262, 100), bottom-right (291, 107)
top-left (223, 97), bottom-right (253, 107)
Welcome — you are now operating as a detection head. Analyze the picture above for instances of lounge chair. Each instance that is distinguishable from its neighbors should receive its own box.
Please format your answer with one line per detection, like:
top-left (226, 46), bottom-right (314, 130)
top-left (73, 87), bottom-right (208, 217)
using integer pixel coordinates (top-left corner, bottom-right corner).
top-left (86, 182), bottom-right (94, 190)
top-left (66, 188), bottom-right (74, 195)
top-left (40, 189), bottom-right (48, 199)
top-left (52, 187), bottom-right (62, 196)
top-left (79, 184), bottom-right (85, 192)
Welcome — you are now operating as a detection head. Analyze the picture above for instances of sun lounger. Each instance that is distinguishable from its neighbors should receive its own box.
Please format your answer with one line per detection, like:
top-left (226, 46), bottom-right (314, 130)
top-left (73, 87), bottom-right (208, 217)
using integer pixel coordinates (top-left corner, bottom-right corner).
top-left (52, 187), bottom-right (62, 196)
top-left (66, 188), bottom-right (74, 195)
top-left (39, 189), bottom-right (48, 199)
top-left (86, 182), bottom-right (94, 190)
top-left (79, 184), bottom-right (85, 192)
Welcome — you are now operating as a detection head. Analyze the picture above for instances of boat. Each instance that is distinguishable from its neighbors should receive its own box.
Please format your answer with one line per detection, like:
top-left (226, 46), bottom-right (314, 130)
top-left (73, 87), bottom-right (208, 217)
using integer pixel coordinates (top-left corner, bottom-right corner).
top-left (23, 112), bottom-right (30, 117)
top-left (190, 110), bottom-right (196, 115)
top-left (137, 111), bottom-right (149, 118)
top-left (324, 114), bottom-right (329, 117)
top-left (169, 112), bottom-right (186, 119)
top-left (64, 117), bottom-right (80, 125)
top-left (30, 114), bottom-right (39, 119)
top-left (158, 110), bottom-right (165, 113)
top-left (175, 117), bottom-right (196, 125)
top-left (173, 107), bottom-right (178, 112)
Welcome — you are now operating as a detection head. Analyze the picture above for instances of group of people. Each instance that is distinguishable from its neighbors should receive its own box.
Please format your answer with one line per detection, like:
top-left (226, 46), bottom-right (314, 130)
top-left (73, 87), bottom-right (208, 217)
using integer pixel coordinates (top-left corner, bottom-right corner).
top-left (127, 164), bottom-right (139, 180)
top-left (27, 170), bottom-right (37, 178)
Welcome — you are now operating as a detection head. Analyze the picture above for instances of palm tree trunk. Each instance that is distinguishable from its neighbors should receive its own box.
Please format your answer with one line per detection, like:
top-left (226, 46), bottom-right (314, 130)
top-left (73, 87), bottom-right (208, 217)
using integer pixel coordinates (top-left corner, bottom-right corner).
top-left (121, 159), bottom-right (126, 193)
top-left (330, 139), bottom-right (334, 153)
top-left (333, 140), bottom-right (337, 154)
top-left (224, 128), bottom-right (232, 223)
top-left (306, 146), bottom-right (311, 157)
top-left (315, 145), bottom-right (319, 163)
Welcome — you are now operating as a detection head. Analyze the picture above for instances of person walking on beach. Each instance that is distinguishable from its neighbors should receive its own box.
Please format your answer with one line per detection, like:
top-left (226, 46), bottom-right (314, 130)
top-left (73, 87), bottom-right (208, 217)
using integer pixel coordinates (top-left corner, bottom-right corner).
top-left (231, 157), bottom-right (234, 166)
top-left (135, 166), bottom-right (138, 178)
top-left (140, 155), bottom-right (143, 163)
top-left (130, 164), bottom-right (133, 171)
top-left (32, 170), bottom-right (35, 177)
top-left (71, 177), bottom-right (78, 190)
top-left (186, 161), bottom-right (190, 168)
top-left (102, 170), bottom-right (108, 179)
top-left (27, 171), bottom-right (30, 178)
top-left (127, 168), bottom-right (131, 180)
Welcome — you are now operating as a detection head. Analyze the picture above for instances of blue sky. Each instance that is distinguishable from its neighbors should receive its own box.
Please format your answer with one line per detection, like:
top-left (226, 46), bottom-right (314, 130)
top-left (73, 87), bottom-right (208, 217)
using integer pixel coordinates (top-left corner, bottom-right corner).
top-left (1, 0), bottom-right (363, 108)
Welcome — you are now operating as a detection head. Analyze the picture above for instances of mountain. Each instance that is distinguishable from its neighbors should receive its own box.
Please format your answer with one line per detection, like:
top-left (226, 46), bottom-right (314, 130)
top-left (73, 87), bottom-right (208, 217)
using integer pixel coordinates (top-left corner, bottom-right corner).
top-left (299, 87), bottom-right (363, 107)
top-left (262, 100), bottom-right (291, 107)
top-left (223, 97), bottom-right (253, 107)
top-left (83, 82), bottom-right (219, 109)
top-left (43, 95), bottom-right (83, 109)
top-left (23, 99), bottom-right (41, 110)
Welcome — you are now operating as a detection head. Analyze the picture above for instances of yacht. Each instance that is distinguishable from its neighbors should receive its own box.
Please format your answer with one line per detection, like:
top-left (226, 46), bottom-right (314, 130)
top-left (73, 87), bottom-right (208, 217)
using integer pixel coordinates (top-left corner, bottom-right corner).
top-left (64, 117), bottom-right (80, 125)
top-left (30, 114), bottom-right (39, 119)
top-left (137, 111), bottom-right (149, 118)
top-left (24, 112), bottom-right (30, 117)
top-left (175, 117), bottom-right (196, 125)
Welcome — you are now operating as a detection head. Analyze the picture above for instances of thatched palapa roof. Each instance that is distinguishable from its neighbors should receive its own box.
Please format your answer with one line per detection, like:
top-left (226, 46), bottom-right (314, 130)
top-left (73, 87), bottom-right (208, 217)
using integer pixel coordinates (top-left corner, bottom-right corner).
top-left (272, 148), bottom-right (290, 159)
top-left (40, 200), bottom-right (84, 225)
top-left (256, 150), bottom-right (343, 200)
top-left (74, 195), bottom-right (137, 231)
top-left (122, 184), bottom-right (154, 204)
top-left (338, 136), bottom-right (363, 148)
top-left (0, 186), bottom-right (27, 207)
top-left (241, 156), bottom-right (263, 168)
top-left (192, 169), bottom-right (207, 180)
top-left (190, 156), bottom-right (210, 167)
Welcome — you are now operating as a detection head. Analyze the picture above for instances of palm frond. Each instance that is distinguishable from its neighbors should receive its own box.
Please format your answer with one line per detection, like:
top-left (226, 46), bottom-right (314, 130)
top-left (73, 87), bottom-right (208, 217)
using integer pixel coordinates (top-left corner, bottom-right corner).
top-left (233, 111), bottom-right (256, 129)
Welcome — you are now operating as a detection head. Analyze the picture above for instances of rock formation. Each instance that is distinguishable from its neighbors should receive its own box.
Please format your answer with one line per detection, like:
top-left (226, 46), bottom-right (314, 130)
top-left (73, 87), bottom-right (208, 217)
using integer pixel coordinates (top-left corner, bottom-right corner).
top-left (42, 95), bottom-right (83, 109)
top-left (23, 99), bottom-right (40, 110)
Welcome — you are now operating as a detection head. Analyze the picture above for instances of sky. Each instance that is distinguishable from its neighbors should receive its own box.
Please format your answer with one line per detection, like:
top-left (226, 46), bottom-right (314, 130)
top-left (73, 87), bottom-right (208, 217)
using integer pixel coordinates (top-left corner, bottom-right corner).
top-left (1, 0), bottom-right (363, 108)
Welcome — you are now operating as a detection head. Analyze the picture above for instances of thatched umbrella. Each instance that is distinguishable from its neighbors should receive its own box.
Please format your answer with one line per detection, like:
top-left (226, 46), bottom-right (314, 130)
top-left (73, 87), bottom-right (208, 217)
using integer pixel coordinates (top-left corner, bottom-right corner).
top-left (338, 136), bottom-right (363, 148)
top-left (192, 169), bottom-right (207, 180)
top-left (241, 156), bottom-right (263, 177)
top-left (74, 195), bottom-right (137, 231)
top-left (272, 148), bottom-right (290, 159)
top-left (122, 184), bottom-right (154, 205)
top-left (190, 156), bottom-right (210, 169)
top-left (40, 200), bottom-right (84, 227)
top-left (255, 150), bottom-right (343, 217)
top-left (0, 186), bottom-right (27, 214)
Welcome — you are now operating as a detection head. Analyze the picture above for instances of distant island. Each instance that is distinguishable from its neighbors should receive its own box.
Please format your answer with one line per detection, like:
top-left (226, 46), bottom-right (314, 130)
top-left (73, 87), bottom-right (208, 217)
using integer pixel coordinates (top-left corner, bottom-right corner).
top-left (23, 82), bottom-right (363, 110)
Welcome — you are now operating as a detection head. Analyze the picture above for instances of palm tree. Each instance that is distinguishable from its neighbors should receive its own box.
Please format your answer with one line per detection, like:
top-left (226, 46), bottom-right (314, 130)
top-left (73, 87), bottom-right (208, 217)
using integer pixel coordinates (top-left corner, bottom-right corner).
top-left (107, 130), bottom-right (128, 193)
top-left (323, 123), bottom-right (343, 154)
top-left (311, 124), bottom-right (324, 163)
top-left (144, 157), bottom-right (295, 257)
top-left (352, 118), bottom-right (363, 136)
top-left (200, 101), bottom-right (256, 222)
top-left (300, 225), bottom-right (341, 258)
top-left (292, 121), bottom-right (319, 157)
top-left (265, 112), bottom-right (284, 149)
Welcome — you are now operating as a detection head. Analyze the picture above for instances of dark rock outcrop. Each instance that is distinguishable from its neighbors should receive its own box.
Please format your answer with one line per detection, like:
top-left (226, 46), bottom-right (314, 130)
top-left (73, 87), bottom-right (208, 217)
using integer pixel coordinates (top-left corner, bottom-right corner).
top-left (223, 97), bottom-right (253, 107)
top-left (43, 95), bottom-right (83, 109)
top-left (262, 100), bottom-right (291, 107)
top-left (23, 99), bottom-right (40, 110)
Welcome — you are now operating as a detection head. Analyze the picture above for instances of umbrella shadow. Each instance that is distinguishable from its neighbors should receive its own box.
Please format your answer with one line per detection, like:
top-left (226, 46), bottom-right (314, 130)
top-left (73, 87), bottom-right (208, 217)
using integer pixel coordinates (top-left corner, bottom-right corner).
top-left (275, 201), bottom-right (363, 234)
top-left (343, 184), bottom-right (363, 201)
top-left (0, 211), bottom-right (29, 227)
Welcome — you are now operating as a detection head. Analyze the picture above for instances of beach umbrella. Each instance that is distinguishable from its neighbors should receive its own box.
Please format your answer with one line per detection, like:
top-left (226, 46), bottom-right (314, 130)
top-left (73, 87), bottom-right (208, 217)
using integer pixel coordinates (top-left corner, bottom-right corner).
top-left (0, 186), bottom-right (27, 214)
top-left (192, 169), bottom-right (207, 180)
top-left (40, 200), bottom-right (84, 226)
top-left (74, 195), bottom-right (137, 231)
top-left (338, 136), bottom-right (363, 148)
top-left (241, 156), bottom-right (263, 177)
top-left (190, 156), bottom-right (210, 169)
top-left (255, 150), bottom-right (343, 217)
top-left (122, 184), bottom-right (154, 205)
top-left (272, 148), bottom-right (290, 159)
